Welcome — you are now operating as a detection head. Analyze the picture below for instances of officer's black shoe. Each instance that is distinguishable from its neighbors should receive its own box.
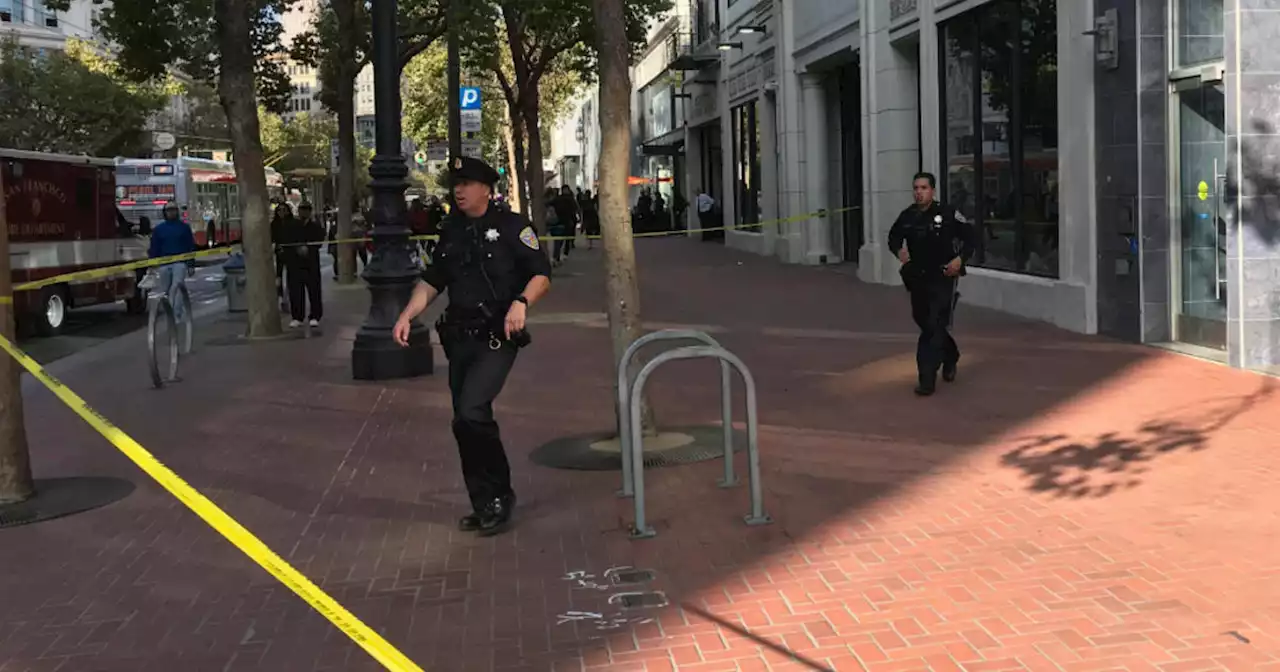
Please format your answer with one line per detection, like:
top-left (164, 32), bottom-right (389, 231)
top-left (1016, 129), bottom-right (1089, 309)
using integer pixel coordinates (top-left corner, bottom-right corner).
top-left (477, 495), bottom-right (515, 537)
top-left (942, 360), bottom-right (958, 383)
top-left (914, 379), bottom-right (937, 396)
top-left (458, 513), bottom-right (483, 532)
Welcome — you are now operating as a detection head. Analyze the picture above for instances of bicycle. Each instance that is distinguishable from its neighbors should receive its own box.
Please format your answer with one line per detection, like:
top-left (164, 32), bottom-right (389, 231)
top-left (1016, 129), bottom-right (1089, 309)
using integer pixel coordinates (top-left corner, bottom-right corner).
top-left (139, 268), bottom-right (194, 389)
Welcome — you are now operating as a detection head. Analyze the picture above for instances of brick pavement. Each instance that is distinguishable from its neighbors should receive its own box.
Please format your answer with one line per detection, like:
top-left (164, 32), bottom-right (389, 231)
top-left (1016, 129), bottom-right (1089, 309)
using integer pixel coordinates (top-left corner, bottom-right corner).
top-left (1, 238), bottom-right (1278, 672)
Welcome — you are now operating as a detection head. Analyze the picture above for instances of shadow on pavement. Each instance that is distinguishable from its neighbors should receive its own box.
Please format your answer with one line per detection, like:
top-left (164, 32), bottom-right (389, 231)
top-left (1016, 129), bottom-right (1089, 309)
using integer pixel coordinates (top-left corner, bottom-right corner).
top-left (2, 238), bottom-right (1276, 671)
top-left (1000, 379), bottom-right (1277, 498)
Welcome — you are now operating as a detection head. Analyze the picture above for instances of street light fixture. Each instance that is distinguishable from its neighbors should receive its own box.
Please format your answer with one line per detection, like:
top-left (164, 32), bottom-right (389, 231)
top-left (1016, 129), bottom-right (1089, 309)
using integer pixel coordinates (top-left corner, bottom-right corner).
top-left (351, 0), bottom-right (433, 380)
top-left (717, 41), bottom-right (743, 51)
top-left (736, 25), bottom-right (766, 34)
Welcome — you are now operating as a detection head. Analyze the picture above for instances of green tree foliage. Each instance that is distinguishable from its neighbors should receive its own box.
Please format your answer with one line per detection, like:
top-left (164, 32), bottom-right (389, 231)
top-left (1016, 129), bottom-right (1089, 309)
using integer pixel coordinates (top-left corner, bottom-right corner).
top-left (0, 38), bottom-right (169, 156)
top-left (46, 0), bottom-right (295, 113)
top-left (259, 110), bottom-right (337, 172)
top-left (49, 0), bottom-right (301, 337)
top-left (289, 0), bottom-right (450, 110)
top-left (458, 0), bottom-right (671, 230)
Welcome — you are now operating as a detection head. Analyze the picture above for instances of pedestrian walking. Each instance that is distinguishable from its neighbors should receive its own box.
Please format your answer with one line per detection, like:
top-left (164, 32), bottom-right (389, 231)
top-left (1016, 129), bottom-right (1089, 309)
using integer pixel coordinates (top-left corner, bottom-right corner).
top-left (393, 156), bottom-right (552, 536)
top-left (270, 202), bottom-right (292, 310)
top-left (580, 189), bottom-right (600, 249)
top-left (888, 171), bottom-right (976, 396)
top-left (279, 201), bottom-right (326, 328)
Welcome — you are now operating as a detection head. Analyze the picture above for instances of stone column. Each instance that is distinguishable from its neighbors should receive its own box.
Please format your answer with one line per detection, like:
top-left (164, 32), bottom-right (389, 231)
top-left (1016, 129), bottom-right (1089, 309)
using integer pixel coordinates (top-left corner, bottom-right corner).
top-left (775, 0), bottom-right (807, 263)
top-left (859, 0), bottom-right (921, 284)
top-left (1226, 0), bottom-right (1280, 370)
top-left (801, 72), bottom-right (833, 264)
top-left (759, 91), bottom-right (780, 253)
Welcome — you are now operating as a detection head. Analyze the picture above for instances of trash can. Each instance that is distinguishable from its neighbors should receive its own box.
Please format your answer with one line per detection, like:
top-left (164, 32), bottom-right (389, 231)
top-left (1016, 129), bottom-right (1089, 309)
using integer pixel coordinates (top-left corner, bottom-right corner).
top-left (223, 253), bottom-right (248, 313)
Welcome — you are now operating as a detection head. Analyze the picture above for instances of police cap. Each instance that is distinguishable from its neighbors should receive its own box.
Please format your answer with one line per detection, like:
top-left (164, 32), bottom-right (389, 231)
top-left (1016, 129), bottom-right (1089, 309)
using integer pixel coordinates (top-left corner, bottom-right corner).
top-left (448, 156), bottom-right (500, 188)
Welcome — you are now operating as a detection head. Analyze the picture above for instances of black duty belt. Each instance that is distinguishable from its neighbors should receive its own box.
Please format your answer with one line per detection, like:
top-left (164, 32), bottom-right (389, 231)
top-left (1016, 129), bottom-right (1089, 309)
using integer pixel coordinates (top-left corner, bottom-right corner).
top-left (437, 309), bottom-right (504, 350)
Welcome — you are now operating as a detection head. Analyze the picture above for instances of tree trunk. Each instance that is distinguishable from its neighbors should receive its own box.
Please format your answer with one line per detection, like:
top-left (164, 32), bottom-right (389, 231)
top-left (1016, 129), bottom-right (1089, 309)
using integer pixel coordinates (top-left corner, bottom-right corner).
top-left (502, 109), bottom-right (523, 213)
top-left (592, 0), bottom-right (655, 435)
top-left (216, 0), bottom-right (282, 338)
top-left (521, 90), bottom-right (548, 235)
top-left (334, 0), bottom-right (358, 284)
top-left (505, 99), bottom-right (530, 218)
top-left (0, 167), bottom-right (32, 504)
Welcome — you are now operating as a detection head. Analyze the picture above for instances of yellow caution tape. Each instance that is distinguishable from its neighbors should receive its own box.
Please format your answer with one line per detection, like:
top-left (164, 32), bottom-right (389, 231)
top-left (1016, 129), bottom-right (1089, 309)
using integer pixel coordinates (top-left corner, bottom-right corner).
top-left (0, 334), bottom-right (423, 672)
top-left (12, 246), bottom-right (240, 294)
top-left (13, 207), bottom-right (855, 293)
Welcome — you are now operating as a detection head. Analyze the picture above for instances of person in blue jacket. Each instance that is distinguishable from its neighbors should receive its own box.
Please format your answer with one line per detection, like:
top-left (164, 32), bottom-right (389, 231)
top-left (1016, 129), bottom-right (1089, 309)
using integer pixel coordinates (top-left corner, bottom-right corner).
top-left (149, 204), bottom-right (198, 320)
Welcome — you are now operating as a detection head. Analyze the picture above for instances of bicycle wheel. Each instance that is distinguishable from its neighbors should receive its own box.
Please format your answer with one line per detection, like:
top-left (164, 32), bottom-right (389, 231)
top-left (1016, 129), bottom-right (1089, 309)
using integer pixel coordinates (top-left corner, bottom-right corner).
top-left (147, 295), bottom-right (179, 389)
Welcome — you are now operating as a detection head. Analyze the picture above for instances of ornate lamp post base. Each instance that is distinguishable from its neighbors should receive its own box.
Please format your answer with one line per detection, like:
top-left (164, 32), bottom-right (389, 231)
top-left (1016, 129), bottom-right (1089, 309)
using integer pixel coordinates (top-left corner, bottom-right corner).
top-left (350, 0), bottom-right (433, 381)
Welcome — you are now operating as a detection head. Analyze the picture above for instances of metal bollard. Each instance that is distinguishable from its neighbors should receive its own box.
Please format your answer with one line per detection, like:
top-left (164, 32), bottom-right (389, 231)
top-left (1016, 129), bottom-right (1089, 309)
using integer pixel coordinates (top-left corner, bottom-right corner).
top-left (628, 345), bottom-right (771, 539)
top-left (616, 330), bottom-right (737, 499)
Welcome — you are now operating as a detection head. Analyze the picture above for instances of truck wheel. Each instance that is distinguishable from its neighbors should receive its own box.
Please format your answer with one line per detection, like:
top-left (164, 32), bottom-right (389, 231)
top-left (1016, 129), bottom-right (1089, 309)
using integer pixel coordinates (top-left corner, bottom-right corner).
top-left (125, 286), bottom-right (146, 315)
top-left (34, 286), bottom-right (68, 336)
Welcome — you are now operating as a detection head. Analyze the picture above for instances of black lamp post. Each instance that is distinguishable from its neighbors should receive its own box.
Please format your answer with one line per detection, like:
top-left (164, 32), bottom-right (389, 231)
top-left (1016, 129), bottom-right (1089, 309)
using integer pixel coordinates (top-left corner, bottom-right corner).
top-left (351, 0), bottom-right (433, 380)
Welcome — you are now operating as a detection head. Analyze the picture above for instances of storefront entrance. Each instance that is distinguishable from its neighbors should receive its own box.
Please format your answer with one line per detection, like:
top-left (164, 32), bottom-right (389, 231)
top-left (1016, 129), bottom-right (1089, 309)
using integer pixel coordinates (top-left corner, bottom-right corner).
top-left (1171, 78), bottom-right (1226, 350)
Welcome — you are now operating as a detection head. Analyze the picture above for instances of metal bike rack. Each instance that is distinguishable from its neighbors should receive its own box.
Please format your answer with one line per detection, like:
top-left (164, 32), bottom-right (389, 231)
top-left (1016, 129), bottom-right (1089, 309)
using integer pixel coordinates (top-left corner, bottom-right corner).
top-left (628, 345), bottom-right (771, 539)
top-left (176, 283), bottom-right (193, 355)
top-left (147, 294), bottom-right (180, 389)
top-left (617, 329), bottom-right (735, 498)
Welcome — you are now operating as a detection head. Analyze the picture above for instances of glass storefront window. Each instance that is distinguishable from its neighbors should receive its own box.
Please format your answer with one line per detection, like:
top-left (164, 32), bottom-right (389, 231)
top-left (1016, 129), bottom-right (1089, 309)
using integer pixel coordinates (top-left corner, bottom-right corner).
top-left (731, 102), bottom-right (761, 228)
top-left (939, 0), bottom-right (1059, 277)
top-left (1176, 0), bottom-right (1224, 68)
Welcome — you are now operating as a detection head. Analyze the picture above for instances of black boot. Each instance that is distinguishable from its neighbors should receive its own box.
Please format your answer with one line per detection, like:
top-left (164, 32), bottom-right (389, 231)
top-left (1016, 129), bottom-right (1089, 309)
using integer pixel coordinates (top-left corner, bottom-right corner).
top-left (477, 493), bottom-right (516, 537)
top-left (942, 359), bottom-right (958, 383)
top-left (914, 376), bottom-right (937, 396)
top-left (458, 512), bottom-right (483, 532)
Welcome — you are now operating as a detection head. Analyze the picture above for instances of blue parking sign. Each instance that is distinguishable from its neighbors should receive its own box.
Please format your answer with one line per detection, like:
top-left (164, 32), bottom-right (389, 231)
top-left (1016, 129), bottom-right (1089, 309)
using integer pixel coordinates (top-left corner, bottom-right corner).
top-left (460, 87), bottom-right (482, 110)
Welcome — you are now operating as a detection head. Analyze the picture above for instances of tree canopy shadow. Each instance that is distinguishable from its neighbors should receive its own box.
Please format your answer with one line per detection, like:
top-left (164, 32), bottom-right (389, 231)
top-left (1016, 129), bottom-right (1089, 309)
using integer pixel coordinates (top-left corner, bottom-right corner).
top-left (1000, 379), bottom-right (1275, 498)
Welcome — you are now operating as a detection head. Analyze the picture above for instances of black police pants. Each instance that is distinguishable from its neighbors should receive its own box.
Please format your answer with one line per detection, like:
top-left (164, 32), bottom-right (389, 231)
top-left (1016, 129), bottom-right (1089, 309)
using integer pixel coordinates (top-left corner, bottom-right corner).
top-left (910, 277), bottom-right (959, 381)
top-left (446, 337), bottom-right (518, 512)
top-left (286, 263), bottom-right (323, 321)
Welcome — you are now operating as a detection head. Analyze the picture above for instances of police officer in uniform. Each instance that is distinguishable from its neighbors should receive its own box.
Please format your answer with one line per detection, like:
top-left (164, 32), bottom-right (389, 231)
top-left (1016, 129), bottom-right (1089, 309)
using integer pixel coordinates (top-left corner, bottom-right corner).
top-left (393, 156), bottom-right (552, 536)
top-left (888, 171), bottom-right (977, 397)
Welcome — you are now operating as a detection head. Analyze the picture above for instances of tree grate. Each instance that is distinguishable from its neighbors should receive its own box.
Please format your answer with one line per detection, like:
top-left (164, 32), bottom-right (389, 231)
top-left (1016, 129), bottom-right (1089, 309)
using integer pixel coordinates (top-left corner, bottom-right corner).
top-left (529, 425), bottom-right (745, 471)
top-left (0, 477), bottom-right (136, 530)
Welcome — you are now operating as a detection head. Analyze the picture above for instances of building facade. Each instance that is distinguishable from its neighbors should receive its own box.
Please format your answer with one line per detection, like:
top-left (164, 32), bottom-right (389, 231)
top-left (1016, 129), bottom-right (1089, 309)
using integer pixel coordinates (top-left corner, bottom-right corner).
top-left (657, 0), bottom-right (1275, 374)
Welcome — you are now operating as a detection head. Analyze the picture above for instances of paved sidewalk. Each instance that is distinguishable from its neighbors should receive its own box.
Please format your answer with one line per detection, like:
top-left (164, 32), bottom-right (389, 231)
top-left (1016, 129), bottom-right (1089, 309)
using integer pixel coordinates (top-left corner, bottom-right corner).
top-left (1, 239), bottom-right (1278, 672)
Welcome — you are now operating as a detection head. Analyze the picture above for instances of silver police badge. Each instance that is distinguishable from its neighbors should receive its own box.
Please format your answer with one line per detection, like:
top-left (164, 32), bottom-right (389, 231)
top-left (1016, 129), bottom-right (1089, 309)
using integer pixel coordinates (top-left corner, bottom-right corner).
top-left (485, 228), bottom-right (499, 242)
top-left (934, 215), bottom-right (943, 224)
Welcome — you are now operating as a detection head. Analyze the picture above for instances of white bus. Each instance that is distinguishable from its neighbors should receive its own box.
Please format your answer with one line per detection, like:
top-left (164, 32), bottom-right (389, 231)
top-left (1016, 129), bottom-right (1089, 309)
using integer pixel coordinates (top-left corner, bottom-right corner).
top-left (114, 157), bottom-right (285, 246)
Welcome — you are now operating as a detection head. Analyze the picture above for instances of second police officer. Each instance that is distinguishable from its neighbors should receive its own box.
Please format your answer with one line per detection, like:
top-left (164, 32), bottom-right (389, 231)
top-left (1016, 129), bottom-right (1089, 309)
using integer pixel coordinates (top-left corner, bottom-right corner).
top-left (393, 156), bottom-right (552, 536)
top-left (888, 171), bottom-right (977, 397)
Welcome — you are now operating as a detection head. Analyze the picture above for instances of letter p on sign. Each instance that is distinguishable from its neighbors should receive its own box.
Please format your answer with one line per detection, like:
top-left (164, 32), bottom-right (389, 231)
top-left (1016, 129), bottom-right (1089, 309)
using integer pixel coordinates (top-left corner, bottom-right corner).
top-left (460, 87), bottom-right (481, 110)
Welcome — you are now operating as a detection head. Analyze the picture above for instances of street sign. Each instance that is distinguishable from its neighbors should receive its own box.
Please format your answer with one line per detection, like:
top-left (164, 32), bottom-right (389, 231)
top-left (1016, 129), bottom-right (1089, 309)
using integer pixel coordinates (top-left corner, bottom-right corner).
top-left (461, 109), bottom-right (482, 133)
top-left (153, 132), bottom-right (176, 151)
top-left (425, 137), bottom-right (448, 161)
top-left (460, 86), bottom-right (482, 110)
top-left (329, 138), bottom-right (339, 171)
top-left (461, 138), bottom-right (482, 159)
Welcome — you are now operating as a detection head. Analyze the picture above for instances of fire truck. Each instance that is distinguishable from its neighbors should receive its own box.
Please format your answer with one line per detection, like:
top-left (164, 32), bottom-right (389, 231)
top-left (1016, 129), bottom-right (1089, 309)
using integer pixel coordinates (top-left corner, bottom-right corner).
top-left (1, 148), bottom-right (147, 336)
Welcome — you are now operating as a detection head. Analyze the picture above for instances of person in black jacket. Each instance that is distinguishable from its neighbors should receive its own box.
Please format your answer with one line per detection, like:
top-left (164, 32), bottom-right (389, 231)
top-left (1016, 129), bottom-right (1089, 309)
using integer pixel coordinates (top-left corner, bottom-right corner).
top-left (888, 171), bottom-right (977, 396)
top-left (279, 201), bottom-right (326, 327)
top-left (393, 156), bottom-right (551, 536)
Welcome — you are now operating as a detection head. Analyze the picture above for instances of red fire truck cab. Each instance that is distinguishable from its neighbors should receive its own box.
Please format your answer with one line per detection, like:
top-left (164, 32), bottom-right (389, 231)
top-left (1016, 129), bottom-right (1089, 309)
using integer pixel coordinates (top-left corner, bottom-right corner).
top-left (1, 149), bottom-right (147, 336)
